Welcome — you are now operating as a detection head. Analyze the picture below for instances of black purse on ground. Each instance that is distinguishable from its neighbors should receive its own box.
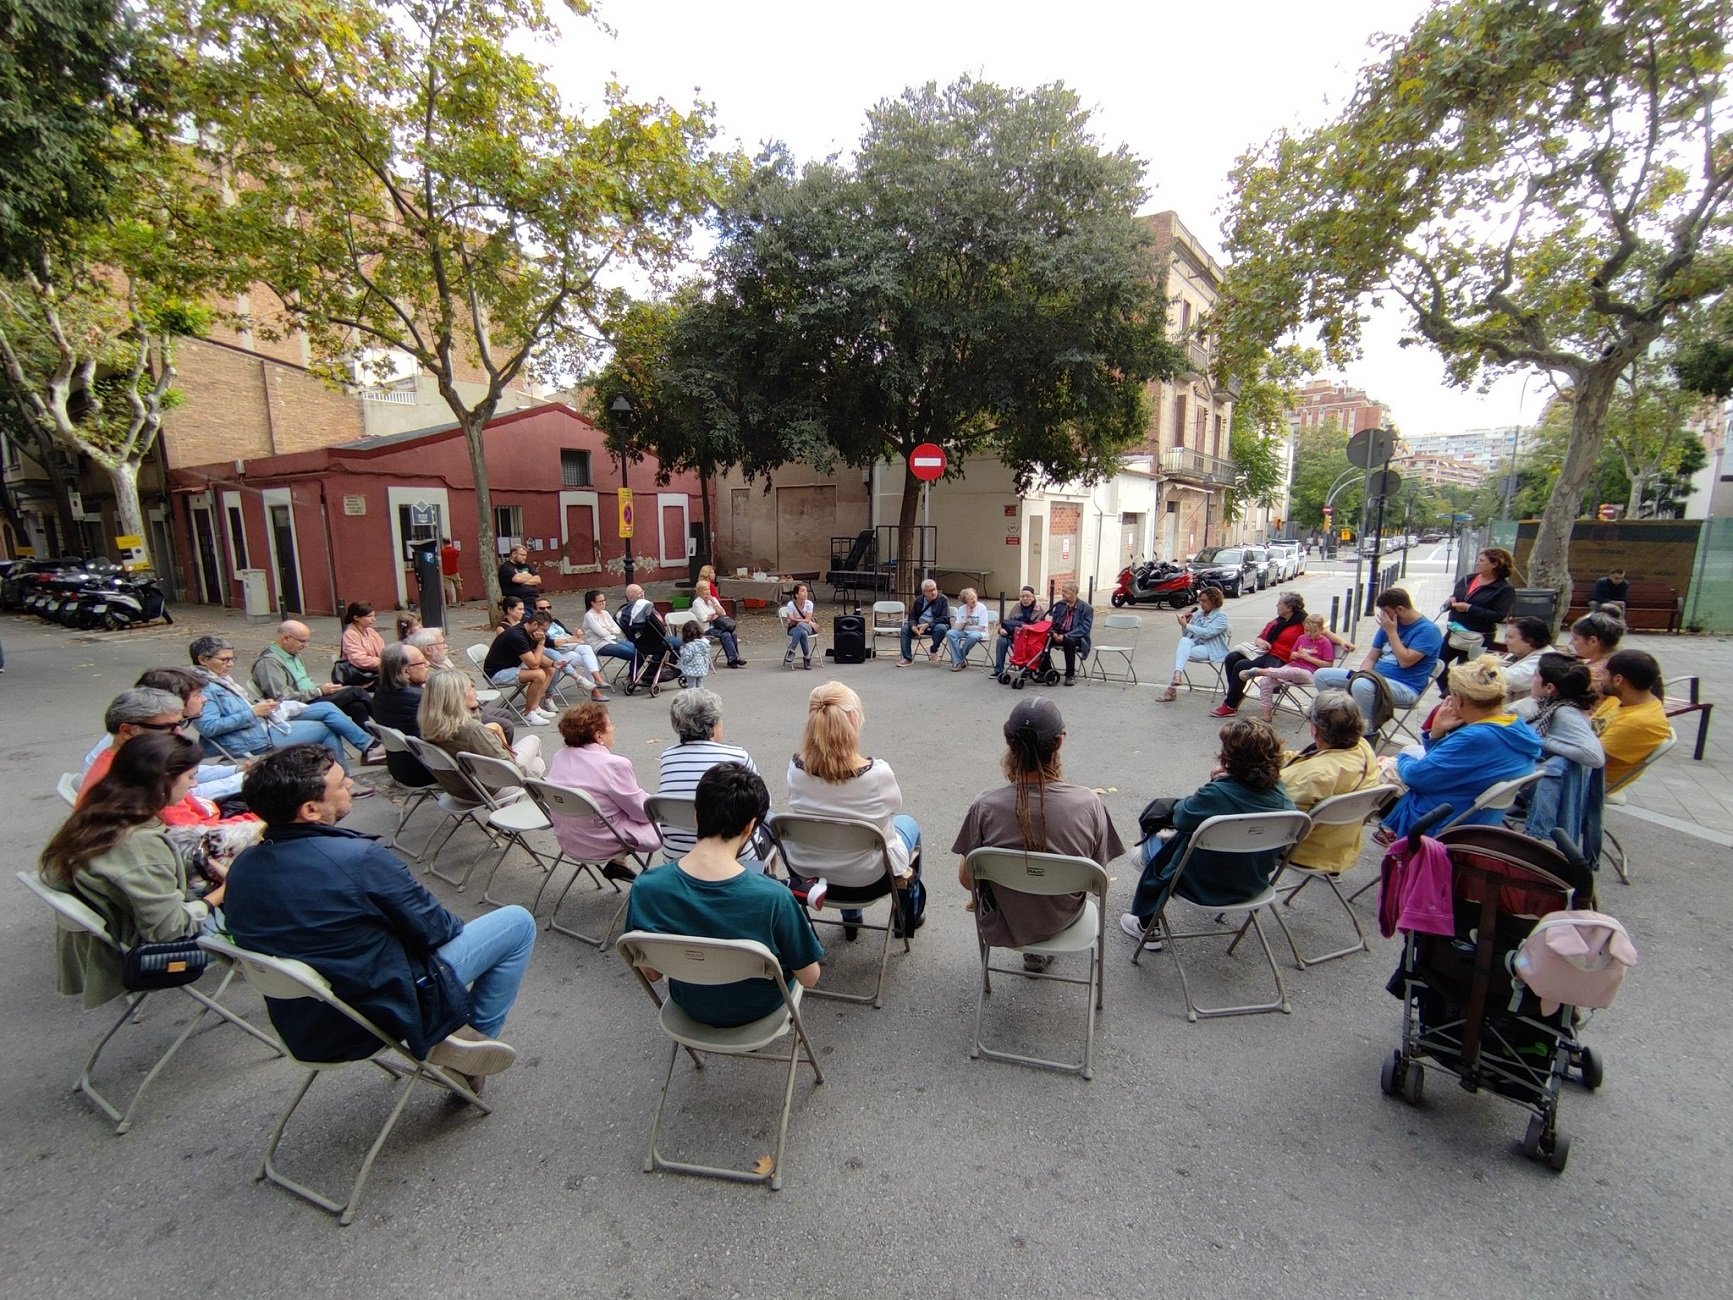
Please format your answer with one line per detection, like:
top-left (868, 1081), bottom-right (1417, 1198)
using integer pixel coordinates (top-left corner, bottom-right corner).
top-left (123, 938), bottom-right (210, 992)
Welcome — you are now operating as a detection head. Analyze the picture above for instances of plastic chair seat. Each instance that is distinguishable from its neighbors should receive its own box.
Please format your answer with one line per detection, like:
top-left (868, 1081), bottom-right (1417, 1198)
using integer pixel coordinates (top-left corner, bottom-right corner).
top-left (1018, 900), bottom-right (1100, 956)
top-left (487, 801), bottom-right (546, 834)
top-left (658, 987), bottom-right (800, 1053)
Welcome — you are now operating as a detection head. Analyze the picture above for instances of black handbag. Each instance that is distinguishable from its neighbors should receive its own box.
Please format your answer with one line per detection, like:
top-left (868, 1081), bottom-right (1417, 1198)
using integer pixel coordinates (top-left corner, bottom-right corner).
top-left (123, 938), bottom-right (210, 992)
top-left (1136, 796), bottom-right (1180, 843)
top-left (710, 615), bottom-right (738, 634)
top-left (332, 660), bottom-right (376, 687)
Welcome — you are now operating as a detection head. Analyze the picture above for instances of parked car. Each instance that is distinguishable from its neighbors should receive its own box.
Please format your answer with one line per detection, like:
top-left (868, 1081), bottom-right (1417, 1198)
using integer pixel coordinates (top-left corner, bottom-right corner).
top-left (1243, 546), bottom-right (1273, 590)
top-left (1267, 541), bottom-right (1305, 580)
top-left (1420, 531), bottom-right (1444, 543)
top-left (1186, 546), bottom-right (1258, 598)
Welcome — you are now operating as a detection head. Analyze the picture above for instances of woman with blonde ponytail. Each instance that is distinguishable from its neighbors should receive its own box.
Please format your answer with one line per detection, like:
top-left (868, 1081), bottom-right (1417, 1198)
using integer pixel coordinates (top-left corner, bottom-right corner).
top-left (1377, 653), bottom-right (1542, 840)
top-left (785, 681), bottom-right (925, 936)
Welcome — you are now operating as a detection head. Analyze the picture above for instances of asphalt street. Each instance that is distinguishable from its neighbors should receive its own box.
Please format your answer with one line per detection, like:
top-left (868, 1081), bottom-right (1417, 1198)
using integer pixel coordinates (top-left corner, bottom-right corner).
top-left (1, 563), bottom-right (1727, 1299)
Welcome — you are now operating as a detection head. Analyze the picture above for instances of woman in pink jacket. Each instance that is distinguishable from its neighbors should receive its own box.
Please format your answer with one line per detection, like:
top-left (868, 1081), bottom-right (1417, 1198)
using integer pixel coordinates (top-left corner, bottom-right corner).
top-left (544, 701), bottom-right (660, 879)
top-left (338, 601), bottom-right (387, 682)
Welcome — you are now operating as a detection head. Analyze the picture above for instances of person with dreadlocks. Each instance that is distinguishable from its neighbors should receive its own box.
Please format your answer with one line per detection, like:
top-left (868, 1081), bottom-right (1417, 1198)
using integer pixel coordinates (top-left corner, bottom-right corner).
top-left (953, 698), bottom-right (1125, 971)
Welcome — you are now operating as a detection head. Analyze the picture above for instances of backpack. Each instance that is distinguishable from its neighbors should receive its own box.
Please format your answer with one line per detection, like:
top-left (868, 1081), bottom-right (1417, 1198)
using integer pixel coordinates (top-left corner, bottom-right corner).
top-left (1511, 911), bottom-right (1638, 1015)
top-left (1349, 669), bottom-right (1397, 735)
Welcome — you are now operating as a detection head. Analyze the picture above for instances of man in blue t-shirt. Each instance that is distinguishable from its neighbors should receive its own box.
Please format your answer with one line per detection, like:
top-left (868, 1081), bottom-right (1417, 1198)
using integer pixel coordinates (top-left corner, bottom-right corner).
top-left (624, 763), bottom-right (822, 1027)
top-left (1312, 587), bottom-right (1443, 736)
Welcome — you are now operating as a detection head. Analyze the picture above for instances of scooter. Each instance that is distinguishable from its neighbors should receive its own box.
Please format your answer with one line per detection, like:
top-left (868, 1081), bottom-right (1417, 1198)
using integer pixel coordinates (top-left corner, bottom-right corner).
top-left (1110, 558), bottom-right (1197, 609)
top-left (88, 574), bottom-right (174, 630)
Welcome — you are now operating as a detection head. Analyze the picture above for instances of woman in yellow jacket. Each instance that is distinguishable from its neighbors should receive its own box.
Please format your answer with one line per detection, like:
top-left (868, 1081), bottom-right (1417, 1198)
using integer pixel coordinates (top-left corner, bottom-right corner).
top-left (1281, 689), bottom-right (1385, 873)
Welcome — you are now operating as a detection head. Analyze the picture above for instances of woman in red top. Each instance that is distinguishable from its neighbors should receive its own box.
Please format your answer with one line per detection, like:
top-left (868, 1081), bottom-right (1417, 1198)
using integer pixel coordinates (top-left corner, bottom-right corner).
top-left (1213, 592), bottom-right (1308, 717)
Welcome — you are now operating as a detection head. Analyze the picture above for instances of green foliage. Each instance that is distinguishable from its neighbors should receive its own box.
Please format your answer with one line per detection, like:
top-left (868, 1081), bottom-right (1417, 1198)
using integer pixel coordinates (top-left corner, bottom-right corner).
top-left (1217, 0), bottom-right (1733, 598)
top-left (1220, 342), bottom-right (1320, 522)
top-left (679, 78), bottom-right (1183, 524)
top-left (1287, 419), bottom-right (1360, 530)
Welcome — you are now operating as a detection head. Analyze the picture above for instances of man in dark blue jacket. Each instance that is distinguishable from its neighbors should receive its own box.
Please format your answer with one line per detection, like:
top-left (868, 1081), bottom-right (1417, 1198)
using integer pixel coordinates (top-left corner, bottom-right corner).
top-left (1046, 581), bottom-right (1096, 685)
top-left (223, 745), bottom-right (535, 1087)
top-left (897, 579), bottom-right (951, 665)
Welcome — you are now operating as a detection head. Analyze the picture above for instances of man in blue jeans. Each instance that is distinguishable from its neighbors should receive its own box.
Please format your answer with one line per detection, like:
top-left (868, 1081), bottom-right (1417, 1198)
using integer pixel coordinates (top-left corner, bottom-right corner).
top-left (1311, 587), bottom-right (1443, 738)
top-left (223, 745), bottom-right (536, 1095)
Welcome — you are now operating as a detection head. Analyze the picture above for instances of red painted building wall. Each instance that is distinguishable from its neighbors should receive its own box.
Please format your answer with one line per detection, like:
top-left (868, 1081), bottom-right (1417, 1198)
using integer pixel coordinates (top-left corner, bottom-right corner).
top-left (169, 404), bottom-right (703, 616)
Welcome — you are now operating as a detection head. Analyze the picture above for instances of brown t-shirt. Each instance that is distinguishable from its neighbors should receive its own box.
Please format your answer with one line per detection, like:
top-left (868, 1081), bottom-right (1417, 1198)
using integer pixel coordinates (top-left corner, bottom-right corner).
top-left (951, 781), bottom-right (1126, 948)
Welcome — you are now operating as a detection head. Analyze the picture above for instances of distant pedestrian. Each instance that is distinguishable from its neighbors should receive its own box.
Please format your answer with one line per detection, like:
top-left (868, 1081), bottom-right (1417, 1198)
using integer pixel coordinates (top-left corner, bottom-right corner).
top-left (440, 537), bottom-right (463, 606)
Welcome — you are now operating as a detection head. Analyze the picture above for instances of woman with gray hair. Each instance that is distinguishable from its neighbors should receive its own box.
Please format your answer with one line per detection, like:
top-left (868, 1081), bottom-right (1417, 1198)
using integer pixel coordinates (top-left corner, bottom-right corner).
top-left (656, 688), bottom-right (763, 859)
top-left (188, 634), bottom-right (378, 770)
top-left (1277, 690), bottom-right (1384, 875)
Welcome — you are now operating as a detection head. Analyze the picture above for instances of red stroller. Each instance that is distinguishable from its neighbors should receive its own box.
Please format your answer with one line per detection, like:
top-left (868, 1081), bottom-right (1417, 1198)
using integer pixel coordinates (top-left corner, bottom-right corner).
top-left (997, 619), bottom-right (1058, 689)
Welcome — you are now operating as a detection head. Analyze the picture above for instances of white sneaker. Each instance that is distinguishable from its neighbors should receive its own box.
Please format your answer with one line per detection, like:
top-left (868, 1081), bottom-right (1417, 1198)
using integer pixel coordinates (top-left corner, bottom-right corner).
top-left (525, 708), bottom-right (556, 725)
top-left (804, 877), bottom-right (829, 909)
top-left (1119, 911), bottom-right (1164, 951)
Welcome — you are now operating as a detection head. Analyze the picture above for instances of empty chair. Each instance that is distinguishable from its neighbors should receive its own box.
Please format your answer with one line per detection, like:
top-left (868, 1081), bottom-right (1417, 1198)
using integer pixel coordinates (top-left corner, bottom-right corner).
top-left (615, 932), bottom-right (824, 1191)
top-left (964, 849), bottom-right (1110, 1079)
top-left (457, 752), bottom-right (555, 907)
top-left (402, 735), bottom-right (502, 873)
top-left (1128, 811), bottom-right (1313, 1022)
top-left (364, 722), bottom-right (438, 850)
top-left (870, 600), bottom-right (906, 656)
top-left (17, 871), bottom-right (281, 1133)
top-left (525, 779), bottom-right (656, 947)
top-left (766, 812), bottom-right (908, 1009)
top-left (199, 935), bottom-right (488, 1226)
top-left (1086, 613), bottom-right (1141, 685)
top-left (1264, 784), bottom-right (1396, 967)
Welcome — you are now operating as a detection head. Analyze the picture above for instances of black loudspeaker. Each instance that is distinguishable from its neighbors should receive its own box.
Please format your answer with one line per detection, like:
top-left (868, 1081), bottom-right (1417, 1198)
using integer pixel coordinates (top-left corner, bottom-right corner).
top-left (832, 614), bottom-right (867, 664)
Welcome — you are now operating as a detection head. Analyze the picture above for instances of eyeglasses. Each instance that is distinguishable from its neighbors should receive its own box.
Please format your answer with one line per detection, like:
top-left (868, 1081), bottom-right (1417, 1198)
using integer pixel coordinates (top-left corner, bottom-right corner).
top-left (136, 719), bottom-right (186, 732)
top-left (206, 654), bottom-right (236, 665)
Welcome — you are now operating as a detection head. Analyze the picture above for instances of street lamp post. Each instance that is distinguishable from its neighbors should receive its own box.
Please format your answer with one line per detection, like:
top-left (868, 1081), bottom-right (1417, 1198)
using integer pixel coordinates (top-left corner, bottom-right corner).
top-left (611, 394), bottom-right (634, 586)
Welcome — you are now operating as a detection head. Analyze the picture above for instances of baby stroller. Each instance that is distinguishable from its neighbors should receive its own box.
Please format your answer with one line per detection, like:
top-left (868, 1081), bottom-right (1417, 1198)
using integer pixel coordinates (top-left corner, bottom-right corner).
top-left (997, 619), bottom-right (1057, 689)
top-left (621, 615), bottom-right (677, 698)
top-left (1379, 807), bottom-right (1601, 1172)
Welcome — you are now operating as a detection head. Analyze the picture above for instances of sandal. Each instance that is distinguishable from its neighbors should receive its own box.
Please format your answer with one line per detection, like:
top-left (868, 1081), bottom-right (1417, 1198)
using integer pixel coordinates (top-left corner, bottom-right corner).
top-left (1157, 685), bottom-right (1179, 702)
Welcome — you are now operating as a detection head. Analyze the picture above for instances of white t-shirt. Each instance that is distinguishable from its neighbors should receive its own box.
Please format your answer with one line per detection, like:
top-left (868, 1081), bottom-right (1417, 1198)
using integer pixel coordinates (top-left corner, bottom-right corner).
top-left (783, 756), bottom-right (911, 886)
top-left (690, 595), bottom-right (723, 630)
top-left (781, 598), bottom-right (814, 626)
top-left (953, 602), bottom-right (992, 634)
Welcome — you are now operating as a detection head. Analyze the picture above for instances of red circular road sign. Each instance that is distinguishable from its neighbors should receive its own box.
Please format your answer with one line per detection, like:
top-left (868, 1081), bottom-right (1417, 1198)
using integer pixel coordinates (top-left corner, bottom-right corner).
top-left (909, 442), bottom-right (947, 482)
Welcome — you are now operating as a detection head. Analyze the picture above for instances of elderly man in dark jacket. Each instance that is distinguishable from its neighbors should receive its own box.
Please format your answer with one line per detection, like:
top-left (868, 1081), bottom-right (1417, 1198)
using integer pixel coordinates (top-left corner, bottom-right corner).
top-left (223, 745), bottom-right (534, 1087)
top-left (1046, 581), bottom-right (1096, 685)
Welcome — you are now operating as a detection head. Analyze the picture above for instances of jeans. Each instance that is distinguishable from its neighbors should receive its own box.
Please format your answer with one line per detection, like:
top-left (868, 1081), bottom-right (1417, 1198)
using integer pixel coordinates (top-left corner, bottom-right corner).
top-left (708, 629), bottom-right (741, 663)
top-left (1172, 637), bottom-right (1219, 675)
top-left (1311, 667), bottom-right (1420, 732)
top-left (786, 625), bottom-right (814, 658)
top-left (946, 628), bottom-right (985, 667)
top-left (548, 643), bottom-right (601, 683)
top-left (436, 904), bottom-right (537, 1038)
top-left (278, 702), bottom-right (372, 767)
top-left (900, 622), bottom-right (944, 660)
top-left (595, 640), bottom-right (636, 663)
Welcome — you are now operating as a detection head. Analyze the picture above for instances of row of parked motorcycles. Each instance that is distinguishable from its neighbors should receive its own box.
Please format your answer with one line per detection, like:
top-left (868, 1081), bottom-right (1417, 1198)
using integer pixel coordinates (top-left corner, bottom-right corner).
top-left (11, 558), bottom-right (173, 630)
top-left (1109, 558), bottom-right (1198, 609)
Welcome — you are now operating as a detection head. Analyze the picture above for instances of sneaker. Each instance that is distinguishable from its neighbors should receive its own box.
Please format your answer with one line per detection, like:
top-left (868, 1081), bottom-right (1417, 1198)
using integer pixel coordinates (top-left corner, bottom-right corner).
top-left (784, 651), bottom-right (795, 668)
top-left (427, 1027), bottom-right (517, 1077)
top-left (1209, 704), bottom-right (1237, 718)
top-left (1119, 911), bottom-right (1164, 951)
top-left (803, 877), bottom-right (829, 909)
top-left (802, 658), bottom-right (812, 670)
top-left (1022, 952), bottom-right (1056, 972)
top-left (1062, 676), bottom-right (1075, 687)
top-left (524, 708), bottom-right (556, 724)
top-left (361, 743), bottom-right (387, 765)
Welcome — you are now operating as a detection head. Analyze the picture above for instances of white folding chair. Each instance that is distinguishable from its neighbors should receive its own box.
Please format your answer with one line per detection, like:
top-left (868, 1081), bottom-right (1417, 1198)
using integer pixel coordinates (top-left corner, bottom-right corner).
top-left (959, 612), bottom-right (997, 670)
top-left (1263, 784), bottom-right (1397, 968)
top-left (1086, 613), bottom-right (1141, 685)
top-left (765, 812), bottom-right (909, 1009)
top-left (457, 752), bottom-right (553, 906)
top-left (57, 772), bottom-right (81, 807)
top-left (615, 931), bottom-right (824, 1191)
top-left (198, 935), bottom-right (488, 1225)
top-left (1128, 811), bottom-right (1313, 1021)
top-left (870, 600), bottom-right (906, 658)
top-left (1181, 658), bottom-right (1226, 698)
top-left (965, 849), bottom-right (1110, 1079)
top-left (1442, 770), bottom-right (1543, 831)
top-left (403, 735), bottom-right (504, 873)
top-left (465, 643), bottom-right (528, 720)
top-left (364, 722), bottom-right (439, 849)
top-left (526, 779), bottom-right (655, 947)
top-left (17, 871), bottom-right (282, 1133)
top-left (643, 793), bottom-right (699, 861)
top-left (1601, 727), bottom-right (1678, 885)
top-left (665, 610), bottom-right (724, 666)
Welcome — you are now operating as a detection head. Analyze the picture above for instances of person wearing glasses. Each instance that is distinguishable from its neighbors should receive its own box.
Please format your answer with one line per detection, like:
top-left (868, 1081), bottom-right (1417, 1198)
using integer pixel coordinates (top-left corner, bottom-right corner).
top-left (251, 620), bottom-right (374, 729)
top-left (77, 688), bottom-right (197, 799)
top-left (190, 634), bottom-right (379, 775)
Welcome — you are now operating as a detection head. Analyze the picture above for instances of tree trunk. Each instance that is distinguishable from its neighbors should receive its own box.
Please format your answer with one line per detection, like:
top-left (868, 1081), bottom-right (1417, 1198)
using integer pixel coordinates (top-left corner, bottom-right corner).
top-left (896, 458), bottom-right (923, 584)
top-left (698, 461), bottom-right (714, 570)
top-left (1626, 472), bottom-right (1645, 519)
top-left (461, 409), bottom-right (501, 614)
top-left (1528, 366), bottom-right (1619, 629)
top-left (106, 459), bottom-right (149, 567)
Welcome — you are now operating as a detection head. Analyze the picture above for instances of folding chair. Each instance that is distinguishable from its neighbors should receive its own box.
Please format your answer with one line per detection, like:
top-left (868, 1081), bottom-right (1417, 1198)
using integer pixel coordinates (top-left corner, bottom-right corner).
top-left (1181, 658), bottom-right (1226, 698)
top-left (198, 935), bottom-right (488, 1226)
top-left (363, 722), bottom-right (439, 850)
top-left (643, 793), bottom-right (699, 860)
top-left (1127, 811), bottom-right (1312, 1021)
top-left (402, 736), bottom-right (505, 873)
top-left (1346, 770), bottom-right (1545, 906)
top-left (1601, 727), bottom-right (1678, 885)
top-left (57, 771), bottom-right (81, 807)
top-left (1263, 678), bottom-right (1318, 728)
top-left (1086, 613), bottom-right (1141, 685)
top-left (665, 611), bottom-right (724, 667)
top-left (965, 849), bottom-right (1110, 1079)
top-left (17, 871), bottom-right (282, 1134)
top-left (765, 812), bottom-right (909, 1009)
top-left (615, 931), bottom-right (824, 1191)
top-left (870, 600), bottom-right (906, 658)
top-left (526, 779), bottom-right (656, 947)
top-left (1263, 784), bottom-right (1397, 968)
top-left (457, 752), bottom-right (553, 907)
top-left (960, 612), bottom-right (998, 670)
top-left (466, 644), bottom-right (528, 720)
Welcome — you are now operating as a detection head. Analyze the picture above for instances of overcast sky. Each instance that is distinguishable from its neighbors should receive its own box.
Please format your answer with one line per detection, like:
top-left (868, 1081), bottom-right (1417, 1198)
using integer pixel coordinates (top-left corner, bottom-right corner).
top-left (552, 0), bottom-right (1538, 437)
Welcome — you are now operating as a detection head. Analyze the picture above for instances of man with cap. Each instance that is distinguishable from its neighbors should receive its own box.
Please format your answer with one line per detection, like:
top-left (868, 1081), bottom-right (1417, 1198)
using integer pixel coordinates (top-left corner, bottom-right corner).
top-left (953, 697), bottom-right (1125, 970)
top-left (991, 585), bottom-right (1046, 678)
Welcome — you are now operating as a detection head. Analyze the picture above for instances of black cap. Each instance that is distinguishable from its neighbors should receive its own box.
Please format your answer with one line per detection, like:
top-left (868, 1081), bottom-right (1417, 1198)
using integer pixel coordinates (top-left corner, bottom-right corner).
top-left (1004, 696), bottom-right (1064, 745)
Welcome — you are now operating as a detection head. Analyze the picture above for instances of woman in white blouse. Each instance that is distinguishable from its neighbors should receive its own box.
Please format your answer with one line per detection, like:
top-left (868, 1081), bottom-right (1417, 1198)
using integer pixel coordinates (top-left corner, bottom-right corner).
top-left (580, 588), bottom-right (637, 668)
top-left (780, 582), bottom-right (820, 669)
top-left (691, 578), bottom-right (745, 668)
top-left (784, 681), bottom-right (925, 936)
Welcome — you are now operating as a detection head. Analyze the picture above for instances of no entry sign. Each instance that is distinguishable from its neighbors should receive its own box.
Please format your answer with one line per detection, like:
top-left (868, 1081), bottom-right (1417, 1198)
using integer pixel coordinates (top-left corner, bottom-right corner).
top-left (909, 443), bottom-right (947, 482)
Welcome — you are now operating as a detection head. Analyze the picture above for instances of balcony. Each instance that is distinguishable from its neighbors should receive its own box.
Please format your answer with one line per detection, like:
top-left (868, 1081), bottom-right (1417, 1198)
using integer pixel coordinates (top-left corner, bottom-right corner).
top-left (1162, 447), bottom-right (1238, 486)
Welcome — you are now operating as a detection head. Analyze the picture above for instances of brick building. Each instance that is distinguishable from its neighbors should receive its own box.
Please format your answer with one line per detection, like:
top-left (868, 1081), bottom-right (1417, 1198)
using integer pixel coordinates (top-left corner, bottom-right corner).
top-left (1290, 380), bottom-right (1394, 435)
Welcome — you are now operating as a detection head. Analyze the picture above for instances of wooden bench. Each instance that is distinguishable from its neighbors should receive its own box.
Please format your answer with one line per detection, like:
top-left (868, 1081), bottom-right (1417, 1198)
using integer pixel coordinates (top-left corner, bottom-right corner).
top-left (1565, 578), bottom-right (1682, 632)
top-left (1663, 676), bottom-right (1714, 762)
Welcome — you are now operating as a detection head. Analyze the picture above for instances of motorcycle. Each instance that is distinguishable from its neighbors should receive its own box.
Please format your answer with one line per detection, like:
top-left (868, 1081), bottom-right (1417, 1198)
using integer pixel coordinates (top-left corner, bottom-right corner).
top-left (84, 574), bottom-right (173, 630)
top-left (1110, 558), bottom-right (1197, 609)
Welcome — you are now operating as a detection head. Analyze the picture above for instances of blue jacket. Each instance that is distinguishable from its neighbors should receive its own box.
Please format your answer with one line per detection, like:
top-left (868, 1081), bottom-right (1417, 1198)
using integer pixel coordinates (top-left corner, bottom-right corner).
top-left (222, 823), bottom-right (466, 1062)
top-left (1385, 714), bottom-right (1543, 838)
top-left (1047, 599), bottom-right (1094, 656)
top-left (195, 672), bottom-right (274, 758)
top-left (1181, 607), bottom-right (1232, 660)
